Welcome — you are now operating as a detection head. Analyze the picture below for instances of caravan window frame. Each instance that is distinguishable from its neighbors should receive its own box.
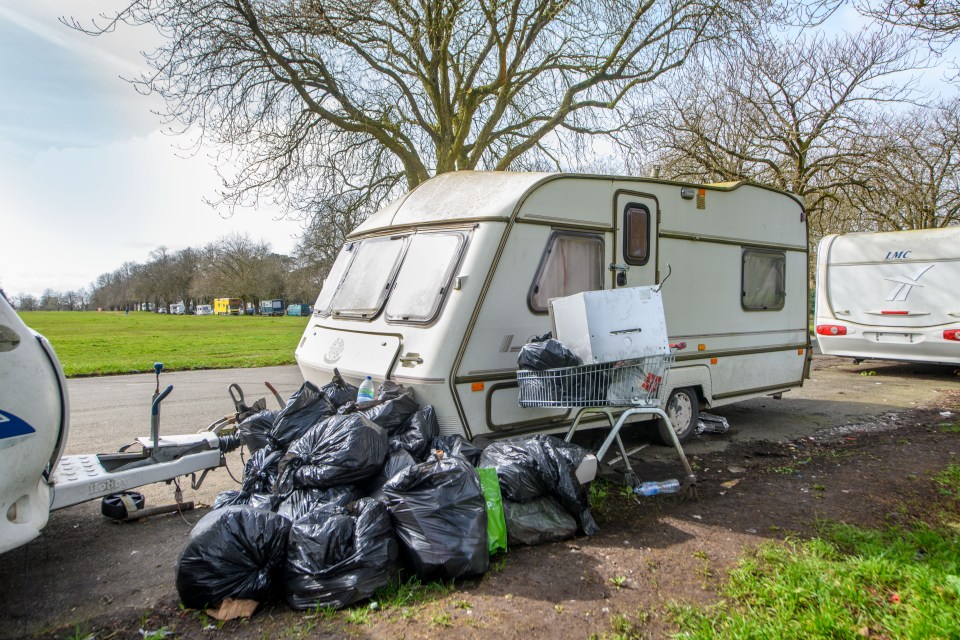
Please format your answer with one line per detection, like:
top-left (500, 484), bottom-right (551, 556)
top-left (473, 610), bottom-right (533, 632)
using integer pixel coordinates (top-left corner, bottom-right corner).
top-left (385, 230), bottom-right (469, 325)
top-left (330, 235), bottom-right (409, 319)
top-left (312, 242), bottom-right (359, 318)
top-left (623, 204), bottom-right (651, 265)
top-left (527, 230), bottom-right (605, 314)
top-left (741, 247), bottom-right (786, 311)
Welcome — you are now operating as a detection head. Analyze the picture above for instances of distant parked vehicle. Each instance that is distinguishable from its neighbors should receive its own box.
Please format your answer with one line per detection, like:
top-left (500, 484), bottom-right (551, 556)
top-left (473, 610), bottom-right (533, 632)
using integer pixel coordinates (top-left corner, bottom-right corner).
top-left (213, 298), bottom-right (243, 316)
top-left (260, 299), bottom-right (285, 316)
top-left (195, 305), bottom-right (213, 316)
top-left (170, 303), bottom-right (186, 315)
top-left (815, 227), bottom-right (960, 365)
top-left (287, 303), bottom-right (311, 317)
top-left (157, 307), bottom-right (167, 314)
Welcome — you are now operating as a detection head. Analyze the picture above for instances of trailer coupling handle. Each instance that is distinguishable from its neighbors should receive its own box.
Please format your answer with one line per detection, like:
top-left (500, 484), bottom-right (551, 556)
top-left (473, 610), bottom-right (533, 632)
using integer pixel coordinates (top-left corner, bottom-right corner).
top-left (151, 385), bottom-right (173, 416)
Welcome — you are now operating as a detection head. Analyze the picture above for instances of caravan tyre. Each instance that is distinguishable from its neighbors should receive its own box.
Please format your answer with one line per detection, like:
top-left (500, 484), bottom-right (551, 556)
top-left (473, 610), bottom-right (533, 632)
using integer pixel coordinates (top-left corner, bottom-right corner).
top-left (101, 491), bottom-right (145, 519)
top-left (656, 387), bottom-right (698, 446)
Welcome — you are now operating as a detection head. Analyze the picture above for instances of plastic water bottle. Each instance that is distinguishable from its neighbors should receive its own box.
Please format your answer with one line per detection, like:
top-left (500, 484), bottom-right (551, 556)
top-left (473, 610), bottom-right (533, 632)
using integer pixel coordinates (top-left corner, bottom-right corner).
top-left (635, 478), bottom-right (681, 496)
top-left (357, 376), bottom-right (376, 402)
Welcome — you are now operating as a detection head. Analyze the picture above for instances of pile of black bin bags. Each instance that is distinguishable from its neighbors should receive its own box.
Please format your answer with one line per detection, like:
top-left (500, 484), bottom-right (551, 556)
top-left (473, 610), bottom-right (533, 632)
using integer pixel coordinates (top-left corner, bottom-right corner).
top-left (175, 371), bottom-right (599, 612)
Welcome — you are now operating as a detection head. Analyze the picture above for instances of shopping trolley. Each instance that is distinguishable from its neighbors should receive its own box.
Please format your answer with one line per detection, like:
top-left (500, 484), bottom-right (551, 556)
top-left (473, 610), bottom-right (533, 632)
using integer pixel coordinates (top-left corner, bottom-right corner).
top-left (517, 345), bottom-right (697, 494)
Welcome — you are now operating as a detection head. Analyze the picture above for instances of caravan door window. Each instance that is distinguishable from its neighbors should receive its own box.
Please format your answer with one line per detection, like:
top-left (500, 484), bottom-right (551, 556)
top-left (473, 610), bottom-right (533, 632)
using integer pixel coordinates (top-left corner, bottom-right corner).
top-left (623, 204), bottom-right (651, 265)
top-left (312, 243), bottom-right (356, 317)
top-left (528, 231), bottom-right (604, 313)
top-left (742, 248), bottom-right (786, 310)
top-left (331, 236), bottom-right (407, 317)
top-left (386, 231), bottom-right (466, 323)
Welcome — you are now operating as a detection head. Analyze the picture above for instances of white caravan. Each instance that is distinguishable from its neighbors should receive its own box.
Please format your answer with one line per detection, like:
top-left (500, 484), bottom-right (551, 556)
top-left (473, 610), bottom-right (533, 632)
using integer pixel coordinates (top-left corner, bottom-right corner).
top-left (815, 227), bottom-right (960, 365)
top-left (296, 171), bottom-right (810, 444)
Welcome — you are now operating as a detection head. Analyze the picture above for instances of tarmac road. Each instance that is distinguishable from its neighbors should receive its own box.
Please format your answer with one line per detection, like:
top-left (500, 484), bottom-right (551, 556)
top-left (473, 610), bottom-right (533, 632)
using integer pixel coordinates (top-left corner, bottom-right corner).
top-left (1, 357), bottom-right (958, 638)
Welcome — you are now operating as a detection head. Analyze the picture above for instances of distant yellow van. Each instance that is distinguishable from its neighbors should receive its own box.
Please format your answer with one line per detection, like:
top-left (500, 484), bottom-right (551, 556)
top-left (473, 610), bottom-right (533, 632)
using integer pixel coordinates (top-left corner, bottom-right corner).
top-left (213, 298), bottom-right (243, 316)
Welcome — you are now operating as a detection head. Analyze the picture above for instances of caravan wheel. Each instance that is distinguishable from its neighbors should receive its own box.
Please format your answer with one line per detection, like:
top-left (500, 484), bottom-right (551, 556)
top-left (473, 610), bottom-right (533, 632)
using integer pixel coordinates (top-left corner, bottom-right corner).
top-left (656, 387), bottom-right (699, 446)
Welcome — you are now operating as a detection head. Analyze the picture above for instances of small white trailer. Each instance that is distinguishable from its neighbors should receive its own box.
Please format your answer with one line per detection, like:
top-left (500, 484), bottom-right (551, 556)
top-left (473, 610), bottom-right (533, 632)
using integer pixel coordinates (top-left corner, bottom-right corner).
top-left (815, 227), bottom-right (960, 365)
top-left (296, 171), bottom-right (810, 445)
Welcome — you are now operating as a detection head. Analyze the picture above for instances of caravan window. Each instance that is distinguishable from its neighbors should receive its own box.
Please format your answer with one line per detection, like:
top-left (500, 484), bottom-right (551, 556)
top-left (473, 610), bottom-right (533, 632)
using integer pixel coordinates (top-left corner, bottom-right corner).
top-left (312, 243), bottom-right (356, 317)
top-left (742, 248), bottom-right (785, 310)
top-left (528, 231), bottom-right (604, 313)
top-left (331, 236), bottom-right (407, 317)
top-left (624, 204), bottom-right (650, 265)
top-left (386, 231), bottom-right (466, 323)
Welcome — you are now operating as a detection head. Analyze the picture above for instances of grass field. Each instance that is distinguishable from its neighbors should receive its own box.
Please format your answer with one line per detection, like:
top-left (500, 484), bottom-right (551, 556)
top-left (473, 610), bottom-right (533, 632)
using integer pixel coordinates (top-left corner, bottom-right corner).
top-left (20, 311), bottom-right (308, 377)
top-left (671, 465), bottom-right (960, 640)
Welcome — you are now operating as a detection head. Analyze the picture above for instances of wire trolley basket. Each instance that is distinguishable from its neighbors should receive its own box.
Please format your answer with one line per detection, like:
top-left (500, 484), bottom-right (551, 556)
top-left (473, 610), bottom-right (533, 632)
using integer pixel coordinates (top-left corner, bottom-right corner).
top-left (517, 351), bottom-right (676, 409)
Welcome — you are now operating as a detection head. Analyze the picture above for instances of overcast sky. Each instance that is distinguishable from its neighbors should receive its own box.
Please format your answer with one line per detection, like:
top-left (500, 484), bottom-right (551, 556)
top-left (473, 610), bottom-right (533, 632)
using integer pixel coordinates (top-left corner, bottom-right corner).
top-left (0, 1), bottom-right (304, 298)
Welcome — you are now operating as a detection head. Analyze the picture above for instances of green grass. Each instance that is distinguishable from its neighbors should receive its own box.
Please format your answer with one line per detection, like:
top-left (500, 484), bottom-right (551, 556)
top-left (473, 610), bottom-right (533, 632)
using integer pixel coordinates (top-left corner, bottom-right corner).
top-left (20, 311), bottom-right (308, 376)
top-left (373, 574), bottom-right (455, 611)
top-left (671, 489), bottom-right (960, 639)
top-left (934, 464), bottom-right (960, 498)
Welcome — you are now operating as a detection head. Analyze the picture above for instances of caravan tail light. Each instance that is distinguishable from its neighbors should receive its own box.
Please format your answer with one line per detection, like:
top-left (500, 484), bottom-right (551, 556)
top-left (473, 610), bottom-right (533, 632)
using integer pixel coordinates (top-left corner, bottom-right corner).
top-left (945, 330), bottom-right (960, 342)
top-left (816, 325), bottom-right (847, 336)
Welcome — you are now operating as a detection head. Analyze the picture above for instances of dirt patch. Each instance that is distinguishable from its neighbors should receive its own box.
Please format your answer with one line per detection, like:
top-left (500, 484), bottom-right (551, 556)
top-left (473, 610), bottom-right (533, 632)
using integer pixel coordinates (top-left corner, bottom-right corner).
top-left (4, 367), bottom-right (960, 640)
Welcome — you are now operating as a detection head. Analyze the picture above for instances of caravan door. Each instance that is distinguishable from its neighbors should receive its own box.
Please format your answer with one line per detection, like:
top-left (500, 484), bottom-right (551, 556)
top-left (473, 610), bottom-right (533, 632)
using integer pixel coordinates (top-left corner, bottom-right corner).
top-left (612, 192), bottom-right (658, 288)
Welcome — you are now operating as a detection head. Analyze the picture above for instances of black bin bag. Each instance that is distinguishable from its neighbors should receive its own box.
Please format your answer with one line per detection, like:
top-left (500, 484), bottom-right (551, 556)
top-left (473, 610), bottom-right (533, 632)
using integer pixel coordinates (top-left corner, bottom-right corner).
top-left (517, 338), bottom-right (582, 371)
top-left (390, 405), bottom-right (439, 462)
top-left (479, 435), bottom-right (599, 536)
top-left (284, 498), bottom-right (399, 610)
top-left (277, 486), bottom-right (363, 522)
top-left (175, 506), bottom-right (291, 609)
top-left (212, 490), bottom-right (249, 510)
top-left (383, 456), bottom-right (489, 580)
top-left (365, 449), bottom-right (417, 501)
top-left (503, 496), bottom-right (577, 546)
top-left (320, 369), bottom-right (358, 409)
top-left (242, 446), bottom-right (283, 494)
top-left (271, 382), bottom-right (335, 450)
top-left (212, 491), bottom-right (281, 512)
top-left (277, 413), bottom-right (388, 491)
top-left (362, 386), bottom-right (418, 434)
top-left (238, 409), bottom-right (278, 453)
top-left (430, 434), bottom-right (484, 466)
top-left (478, 440), bottom-right (547, 502)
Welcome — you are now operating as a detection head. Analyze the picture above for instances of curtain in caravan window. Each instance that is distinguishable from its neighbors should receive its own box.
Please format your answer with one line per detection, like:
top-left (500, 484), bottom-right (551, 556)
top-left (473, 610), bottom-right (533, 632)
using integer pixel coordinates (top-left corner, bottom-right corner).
top-left (742, 248), bottom-right (785, 310)
top-left (530, 233), bottom-right (603, 311)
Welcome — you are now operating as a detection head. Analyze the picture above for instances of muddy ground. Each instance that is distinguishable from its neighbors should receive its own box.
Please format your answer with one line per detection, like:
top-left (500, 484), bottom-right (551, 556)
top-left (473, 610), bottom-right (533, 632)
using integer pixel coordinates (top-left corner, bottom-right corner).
top-left (2, 356), bottom-right (959, 639)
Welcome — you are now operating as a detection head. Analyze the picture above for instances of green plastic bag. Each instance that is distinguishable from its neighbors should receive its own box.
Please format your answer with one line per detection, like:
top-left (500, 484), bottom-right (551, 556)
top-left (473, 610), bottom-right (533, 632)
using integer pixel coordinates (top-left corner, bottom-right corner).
top-left (476, 467), bottom-right (508, 555)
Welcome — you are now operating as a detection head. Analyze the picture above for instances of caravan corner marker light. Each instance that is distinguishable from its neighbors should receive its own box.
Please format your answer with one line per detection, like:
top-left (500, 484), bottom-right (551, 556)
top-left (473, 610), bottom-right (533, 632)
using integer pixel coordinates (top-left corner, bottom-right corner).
top-left (945, 329), bottom-right (960, 342)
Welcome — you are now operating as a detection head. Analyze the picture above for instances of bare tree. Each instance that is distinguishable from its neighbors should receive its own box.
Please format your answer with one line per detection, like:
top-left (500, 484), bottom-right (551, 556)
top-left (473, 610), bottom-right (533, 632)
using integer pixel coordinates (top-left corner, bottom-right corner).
top-left (637, 28), bottom-right (920, 242)
top-left (71, 0), bottom-right (773, 257)
top-left (13, 293), bottom-right (38, 312)
top-left (195, 233), bottom-right (274, 308)
top-left (855, 0), bottom-right (960, 46)
top-left (40, 289), bottom-right (62, 311)
top-left (845, 99), bottom-right (960, 230)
